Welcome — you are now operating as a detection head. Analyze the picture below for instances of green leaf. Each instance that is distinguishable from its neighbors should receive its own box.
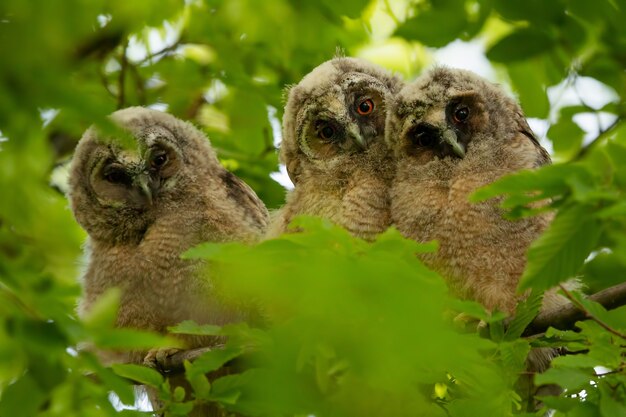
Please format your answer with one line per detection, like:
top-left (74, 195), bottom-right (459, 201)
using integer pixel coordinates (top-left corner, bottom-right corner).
top-left (548, 109), bottom-right (586, 160)
top-left (507, 60), bottom-right (550, 118)
top-left (81, 287), bottom-right (121, 330)
top-left (112, 363), bottom-right (164, 387)
top-left (519, 204), bottom-right (602, 291)
top-left (504, 290), bottom-right (543, 340)
top-left (94, 328), bottom-right (180, 350)
top-left (318, 0), bottom-right (370, 19)
top-left (169, 320), bottom-right (222, 336)
top-left (185, 361), bottom-right (212, 400)
top-left (394, 0), bottom-right (468, 48)
top-left (498, 339), bottom-right (530, 372)
top-left (471, 164), bottom-right (591, 206)
top-left (173, 386), bottom-right (186, 402)
top-left (599, 381), bottom-right (626, 417)
top-left (487, 28), bottom-right (556, 62)
top-left (0, 373), bottom-right (46, 417)
top-left (551, 354), bottom-right (600, 369)
top-left (493, 0), bottom-right (565, 24)
top-left (186, 346), bottom-right (243, 376)
top-left (167, 401), bottom-right (195, 416)
top-left (209, 373), bottom-right (245, 405)
top-left (535, 366), bottom-right (593, 391)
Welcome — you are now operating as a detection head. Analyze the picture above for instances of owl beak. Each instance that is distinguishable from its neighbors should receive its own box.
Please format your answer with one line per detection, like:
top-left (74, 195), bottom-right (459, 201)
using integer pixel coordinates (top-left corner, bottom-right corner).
top-left (135, 173), bottom-right (154, 206)
top-left (441, 128), bottom-right (465, 158)
top-left (348, 125), bottom-right (367, 149)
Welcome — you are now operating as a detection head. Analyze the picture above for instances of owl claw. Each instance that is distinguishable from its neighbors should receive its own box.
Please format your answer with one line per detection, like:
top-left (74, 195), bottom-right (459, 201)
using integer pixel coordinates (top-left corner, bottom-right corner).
top-left (453, 312), bottom-right (487, 333)
top-left (143, 347), bottom-right (182, 371)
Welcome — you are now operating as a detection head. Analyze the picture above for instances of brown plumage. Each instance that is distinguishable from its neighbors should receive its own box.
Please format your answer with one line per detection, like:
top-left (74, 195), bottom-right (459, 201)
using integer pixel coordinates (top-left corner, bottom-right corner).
top-left (387, 67), bottom-right (576, 410)
top-left (267, 57), bottom-right (403, 240)
top-left (387, 67), bottom-right (551, 314)
top-left (68, 107), bottom-right (269, 414)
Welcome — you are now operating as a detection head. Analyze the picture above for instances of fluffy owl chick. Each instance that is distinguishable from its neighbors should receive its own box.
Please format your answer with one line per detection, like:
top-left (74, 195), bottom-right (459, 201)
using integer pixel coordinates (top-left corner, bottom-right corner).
top-left (387, 67), bottom-right (553, 314)
top-left (69, 107), bottom-right (269, 365)
top-left (267, 57), bottom-right (402, 240)
top-left (387, 67), bottom-right (575, 410)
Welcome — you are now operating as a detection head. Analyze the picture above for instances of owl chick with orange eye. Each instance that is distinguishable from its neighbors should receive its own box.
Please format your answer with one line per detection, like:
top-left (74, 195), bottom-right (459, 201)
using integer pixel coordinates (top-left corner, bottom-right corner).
top-left (268, 57), bottom-right (403, 240)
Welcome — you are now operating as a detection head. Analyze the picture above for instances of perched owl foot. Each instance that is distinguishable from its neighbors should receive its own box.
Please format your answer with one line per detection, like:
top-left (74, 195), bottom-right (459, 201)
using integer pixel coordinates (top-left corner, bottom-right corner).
top-left (453, 313), bottom-right (488, 334)
top-left (143, 347), bottom-right (182, 371)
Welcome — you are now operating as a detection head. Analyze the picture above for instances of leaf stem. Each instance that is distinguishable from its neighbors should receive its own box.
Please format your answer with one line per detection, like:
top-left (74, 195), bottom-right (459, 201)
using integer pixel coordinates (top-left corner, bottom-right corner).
top-left (559, 284), bottom-right (626, 339)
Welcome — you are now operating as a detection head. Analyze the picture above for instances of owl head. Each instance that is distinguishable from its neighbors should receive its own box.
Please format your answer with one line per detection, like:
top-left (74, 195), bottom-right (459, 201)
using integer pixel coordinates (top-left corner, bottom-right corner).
top-left (281, 57), bottom-right (402, 184)
top-left (386, 67), bottom-right (545, 165)
top-left (69, 107), bottom-right (223, 244)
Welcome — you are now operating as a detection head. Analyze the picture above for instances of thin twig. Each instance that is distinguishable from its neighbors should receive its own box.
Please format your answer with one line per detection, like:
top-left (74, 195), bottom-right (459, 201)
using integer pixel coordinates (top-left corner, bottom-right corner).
top-left (575, 117), bottom-right (622, 159)
top-left (157, 346), bottom-right (221, 374)
top-left (559, 284), bottom-right (626, 339)
top-left (98, 59), bottom-right (117, 100)
top-left (137, 41), bottom-right (182, 66)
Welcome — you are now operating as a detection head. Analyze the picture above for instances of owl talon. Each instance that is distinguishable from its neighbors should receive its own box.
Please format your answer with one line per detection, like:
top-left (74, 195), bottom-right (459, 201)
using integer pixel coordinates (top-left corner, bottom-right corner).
top-left (143, 347), bottom-right (182, 371)
top-left (453, 313), bottom-right (487, 333)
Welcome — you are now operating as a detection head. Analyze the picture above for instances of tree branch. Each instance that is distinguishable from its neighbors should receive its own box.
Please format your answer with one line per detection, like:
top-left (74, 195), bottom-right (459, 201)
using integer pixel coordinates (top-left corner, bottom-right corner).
top-left (522, 282), bottom-right (626, 337)
top-left (113, 283), bottom-right (626, 382)
top-left (157, 345), bottom-right (223, 374)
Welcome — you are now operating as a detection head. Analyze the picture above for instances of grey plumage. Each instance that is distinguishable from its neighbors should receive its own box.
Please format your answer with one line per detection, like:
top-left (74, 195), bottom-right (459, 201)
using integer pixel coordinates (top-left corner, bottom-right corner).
top-left (387, 67), bottom-right (575, 410)
top-left (68, 107), bottom-right (269, 415)
top-left (387, 67), bottom-right (551, 313)
top-left (268, 57), bottom-right (403, 240)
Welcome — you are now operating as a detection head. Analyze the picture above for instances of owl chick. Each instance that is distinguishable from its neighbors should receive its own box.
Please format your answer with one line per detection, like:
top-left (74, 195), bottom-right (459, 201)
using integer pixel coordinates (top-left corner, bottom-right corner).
top-left (69, 107), bottom-right (269, 367)
top-left (387, 67), bottom-right (576, 410)
top-left (387, 67), bottom-right (553, 314)
top-left (267, 57), bottom-right (403, 240)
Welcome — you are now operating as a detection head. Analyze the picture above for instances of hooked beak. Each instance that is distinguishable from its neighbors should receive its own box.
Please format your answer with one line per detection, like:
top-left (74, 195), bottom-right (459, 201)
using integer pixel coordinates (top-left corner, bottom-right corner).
top-left (441, 128), bottom-right (466, 158)
top-left (135, 172), bottom-right (154, 206)
top-left (348, 124), bottom-right (367, 149)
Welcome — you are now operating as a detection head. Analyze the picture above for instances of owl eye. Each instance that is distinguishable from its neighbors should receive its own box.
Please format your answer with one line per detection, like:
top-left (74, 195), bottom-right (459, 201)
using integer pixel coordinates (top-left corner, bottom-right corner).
top-left (356, 99), bottom-right (374, 115)
top-left (410, 123), bottom-right (438, 148)
top-left (150, 152), bottom-right (168, 169)
top-left (319, 125), bottom-right (336, 141)
top-left (103, 167), bottom-right (131, 185)
top-left (453, 106), bottom-right (470, 123)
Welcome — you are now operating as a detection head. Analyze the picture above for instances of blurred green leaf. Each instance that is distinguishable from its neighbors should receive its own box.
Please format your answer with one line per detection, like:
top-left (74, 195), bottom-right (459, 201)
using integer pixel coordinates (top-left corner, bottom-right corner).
top-left (519, 204), bottom-right (602, 291)
top-left (548, 107), bottom-right (587, 160)
top-left (169, 320), bottom-right (222, 336)
top-left (487, 28), bottom-right (556, 62)
top-left (395, 0), bottom-right (468, 48)
top-left (94, 328), bottom-right (180, 350)
top-left (112, 363), bottom-right (164, 387)
top-left (535, 366), bottom-right (593, 391)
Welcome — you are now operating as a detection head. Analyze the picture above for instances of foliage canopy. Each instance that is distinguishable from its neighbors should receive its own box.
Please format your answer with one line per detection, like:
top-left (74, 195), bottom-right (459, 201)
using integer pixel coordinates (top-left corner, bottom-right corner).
top-left (1, 0), bottom-right (626, 416)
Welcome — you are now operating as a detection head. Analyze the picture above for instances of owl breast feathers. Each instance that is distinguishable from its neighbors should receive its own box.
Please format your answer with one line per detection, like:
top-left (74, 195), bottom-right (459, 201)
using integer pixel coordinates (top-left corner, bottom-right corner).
top-left (268, 57), bottom-right (403, 240)
top-left (68, 107), bottom-right (269, 363)
top-left (386, 67), bottom-right (552, 314)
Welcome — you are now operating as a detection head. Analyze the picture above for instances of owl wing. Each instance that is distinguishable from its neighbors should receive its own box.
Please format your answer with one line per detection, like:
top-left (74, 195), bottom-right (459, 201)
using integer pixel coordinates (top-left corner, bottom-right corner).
top-left (219, 170), bottom-right (269, 230)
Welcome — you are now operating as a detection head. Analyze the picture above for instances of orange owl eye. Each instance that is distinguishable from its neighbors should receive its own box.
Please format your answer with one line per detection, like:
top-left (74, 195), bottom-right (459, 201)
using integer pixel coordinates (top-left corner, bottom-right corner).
top-left (454, 106), bottom-right (470, 123)
top-left (357, 99), bottom-right (374, 115)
